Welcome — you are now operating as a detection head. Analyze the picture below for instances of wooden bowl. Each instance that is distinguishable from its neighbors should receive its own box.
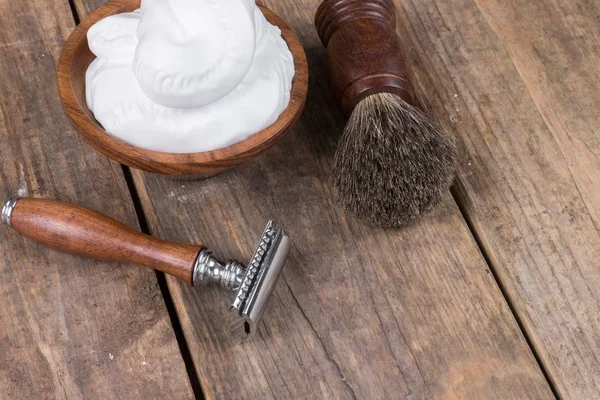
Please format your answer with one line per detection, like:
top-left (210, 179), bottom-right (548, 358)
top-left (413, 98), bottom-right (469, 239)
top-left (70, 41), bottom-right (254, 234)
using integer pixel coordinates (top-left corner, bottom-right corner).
top-left (57, 0), bottom-right (308, 177)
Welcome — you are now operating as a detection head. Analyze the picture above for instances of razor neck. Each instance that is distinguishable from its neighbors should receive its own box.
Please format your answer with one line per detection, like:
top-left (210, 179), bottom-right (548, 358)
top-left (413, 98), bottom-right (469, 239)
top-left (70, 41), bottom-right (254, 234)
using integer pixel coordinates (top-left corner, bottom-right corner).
top-left (192, 248), bottom-right (245, 289)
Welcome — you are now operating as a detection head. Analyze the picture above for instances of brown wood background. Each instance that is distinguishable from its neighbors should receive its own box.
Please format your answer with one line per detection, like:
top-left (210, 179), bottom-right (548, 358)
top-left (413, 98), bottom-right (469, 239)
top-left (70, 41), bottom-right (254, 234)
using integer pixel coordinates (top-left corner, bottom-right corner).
top-left (1, 0), bottom-right (598, 398)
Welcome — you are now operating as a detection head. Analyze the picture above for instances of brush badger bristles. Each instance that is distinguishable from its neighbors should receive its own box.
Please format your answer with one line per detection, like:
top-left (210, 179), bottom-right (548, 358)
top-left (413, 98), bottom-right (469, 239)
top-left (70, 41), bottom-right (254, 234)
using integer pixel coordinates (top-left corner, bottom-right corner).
top-left (332, 93), bottom-right (457, 227)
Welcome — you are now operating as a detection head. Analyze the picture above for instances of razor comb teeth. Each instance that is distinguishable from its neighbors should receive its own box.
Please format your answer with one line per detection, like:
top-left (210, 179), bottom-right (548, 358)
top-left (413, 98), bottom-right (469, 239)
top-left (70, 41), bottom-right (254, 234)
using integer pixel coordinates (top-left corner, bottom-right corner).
top-left (229, 220), bottom-right (291, 342)
top-left (234, 221), bottom-right (275, 306)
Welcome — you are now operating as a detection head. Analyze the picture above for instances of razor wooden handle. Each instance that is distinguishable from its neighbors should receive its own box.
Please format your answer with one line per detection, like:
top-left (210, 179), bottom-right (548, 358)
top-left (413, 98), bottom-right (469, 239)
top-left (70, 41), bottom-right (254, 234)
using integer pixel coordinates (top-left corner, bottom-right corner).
top-left (315, 0), bottom-right (414, 114)
top-left (8, 198), bottom-right (201, 284)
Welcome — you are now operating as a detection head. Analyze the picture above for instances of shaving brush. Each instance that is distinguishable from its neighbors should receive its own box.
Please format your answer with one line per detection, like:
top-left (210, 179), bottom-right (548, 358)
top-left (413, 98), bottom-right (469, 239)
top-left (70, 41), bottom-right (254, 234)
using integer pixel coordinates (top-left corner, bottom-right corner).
top-left (315, 0), bottom-right (457, 227)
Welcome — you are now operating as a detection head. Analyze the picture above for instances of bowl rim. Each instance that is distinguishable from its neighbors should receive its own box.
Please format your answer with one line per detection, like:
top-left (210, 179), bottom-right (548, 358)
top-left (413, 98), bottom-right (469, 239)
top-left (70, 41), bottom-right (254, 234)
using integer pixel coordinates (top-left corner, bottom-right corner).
top-left (57, 0), bottom-right (308, 175)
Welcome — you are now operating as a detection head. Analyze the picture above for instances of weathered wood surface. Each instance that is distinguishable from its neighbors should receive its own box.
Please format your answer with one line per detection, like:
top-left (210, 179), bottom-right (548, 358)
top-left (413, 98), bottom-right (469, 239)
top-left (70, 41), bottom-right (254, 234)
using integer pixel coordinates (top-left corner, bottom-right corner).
top-left (391, 0), bottom-right (600, 398)
top-left (74, 0), bottom-right (554, 398)
top-left (0, 0), bottom-right (193, 398)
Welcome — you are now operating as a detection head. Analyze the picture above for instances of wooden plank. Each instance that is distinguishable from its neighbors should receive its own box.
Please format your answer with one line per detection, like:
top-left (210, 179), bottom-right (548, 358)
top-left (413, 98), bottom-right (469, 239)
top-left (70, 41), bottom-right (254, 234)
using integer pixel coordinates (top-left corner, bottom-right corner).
top-left (73, 0), bottom-right (555, 398)
top-left (0, 0), bottom-right (194, 398)
top-left (391, 0), bottom-right (600, 397)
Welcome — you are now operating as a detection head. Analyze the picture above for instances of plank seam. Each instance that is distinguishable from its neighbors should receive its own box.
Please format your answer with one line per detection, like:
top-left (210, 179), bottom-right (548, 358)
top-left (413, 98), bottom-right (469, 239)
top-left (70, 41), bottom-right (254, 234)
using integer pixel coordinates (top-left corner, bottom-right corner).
top-left (450, 183), bottom-right (560, 400)
top-left (67, 0), bottom-right (80, 24)
top-left (121, 166), bottom-right (206, 400)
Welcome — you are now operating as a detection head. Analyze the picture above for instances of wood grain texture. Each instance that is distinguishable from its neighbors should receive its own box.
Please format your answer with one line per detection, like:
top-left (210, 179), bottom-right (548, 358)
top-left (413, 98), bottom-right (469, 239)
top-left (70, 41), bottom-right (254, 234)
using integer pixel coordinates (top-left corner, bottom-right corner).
top-left (74, 0), bottom-right (554, 398)
top-left (0, 0), bottom-right (193, 398)
top-left (58, 0), bottom-right (309, 177)
top-left (389, 0), bottom-right (600, 397)
top-left (10, 198), bottom-right (201, 284)
top-left (315, 0), bottom-right (415, 113)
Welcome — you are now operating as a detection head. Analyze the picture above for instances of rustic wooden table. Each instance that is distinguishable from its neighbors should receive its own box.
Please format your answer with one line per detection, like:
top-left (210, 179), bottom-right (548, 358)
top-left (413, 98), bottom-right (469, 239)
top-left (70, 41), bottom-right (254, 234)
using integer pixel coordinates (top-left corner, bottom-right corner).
top-left (1, 0), bottom-right (598, 398)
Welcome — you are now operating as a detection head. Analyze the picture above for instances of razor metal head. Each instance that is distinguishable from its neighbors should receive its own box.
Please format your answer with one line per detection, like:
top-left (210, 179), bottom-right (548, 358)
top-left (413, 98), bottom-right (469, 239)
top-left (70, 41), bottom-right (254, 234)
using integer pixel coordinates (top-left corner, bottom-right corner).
top-left (229, 221), bottom-right (290, 342)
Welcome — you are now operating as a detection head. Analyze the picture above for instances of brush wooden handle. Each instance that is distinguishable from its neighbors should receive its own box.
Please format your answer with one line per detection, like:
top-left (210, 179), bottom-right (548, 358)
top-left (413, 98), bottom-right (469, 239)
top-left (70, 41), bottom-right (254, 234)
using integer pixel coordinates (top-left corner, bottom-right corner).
top-left (7, 198), bottom-right (201, 284)
top-left (315, 0), bottom-right (414, 114)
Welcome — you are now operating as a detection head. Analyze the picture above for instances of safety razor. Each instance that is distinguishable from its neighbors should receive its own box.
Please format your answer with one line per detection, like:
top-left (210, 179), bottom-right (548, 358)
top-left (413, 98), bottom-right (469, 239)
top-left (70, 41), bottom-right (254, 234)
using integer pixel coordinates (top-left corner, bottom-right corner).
top-left (1, 197), bottom-right (290, 342)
